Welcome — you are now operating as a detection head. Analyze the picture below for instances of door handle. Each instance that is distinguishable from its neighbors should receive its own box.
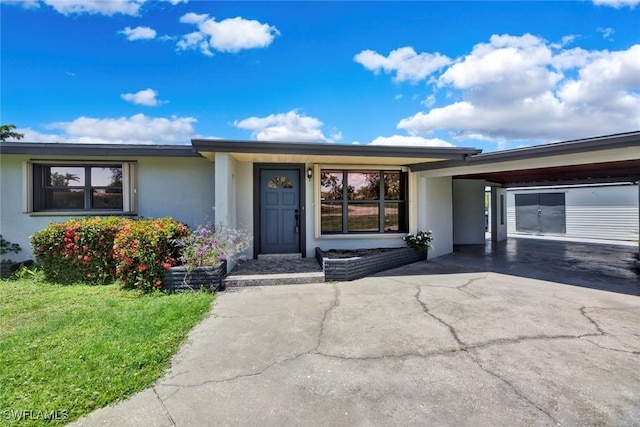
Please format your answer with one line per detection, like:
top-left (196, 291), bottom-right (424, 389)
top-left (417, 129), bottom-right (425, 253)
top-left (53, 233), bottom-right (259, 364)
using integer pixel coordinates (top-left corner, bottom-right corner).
top-left (294, 209), bottom-right (300, 234)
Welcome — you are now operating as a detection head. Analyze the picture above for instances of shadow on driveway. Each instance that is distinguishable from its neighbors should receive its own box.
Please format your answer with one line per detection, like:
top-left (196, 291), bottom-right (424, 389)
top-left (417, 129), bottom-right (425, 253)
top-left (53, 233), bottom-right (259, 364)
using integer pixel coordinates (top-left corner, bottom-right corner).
top-left (385, 237), bottom-right (640, 296)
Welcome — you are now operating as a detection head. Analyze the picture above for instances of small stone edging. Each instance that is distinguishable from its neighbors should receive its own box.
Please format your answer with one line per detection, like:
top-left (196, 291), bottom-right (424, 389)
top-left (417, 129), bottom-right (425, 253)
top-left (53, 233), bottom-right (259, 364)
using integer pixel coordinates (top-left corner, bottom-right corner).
top-left (163, 261), bottom-right (227, 292)
top-left (315, 247), bottom-right (427, 281)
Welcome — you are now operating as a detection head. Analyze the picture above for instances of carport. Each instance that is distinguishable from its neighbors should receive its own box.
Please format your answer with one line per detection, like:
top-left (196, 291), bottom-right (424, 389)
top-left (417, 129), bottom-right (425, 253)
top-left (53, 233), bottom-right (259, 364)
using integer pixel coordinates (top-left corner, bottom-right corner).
top-left (409, 131), bottom-right (639, 292)
top-left (411, 131), bottom-right (640, 249)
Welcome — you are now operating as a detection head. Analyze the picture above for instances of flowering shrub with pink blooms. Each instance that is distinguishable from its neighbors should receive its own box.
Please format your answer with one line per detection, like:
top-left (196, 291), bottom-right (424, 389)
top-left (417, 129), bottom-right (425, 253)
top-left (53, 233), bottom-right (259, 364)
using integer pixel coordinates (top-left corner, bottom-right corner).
top-left (32, 217), bottom-right (189, 291)
top-left (114, 218), bottom-right (190, 291)
top-left (31, 217), bottom-right (123, 285)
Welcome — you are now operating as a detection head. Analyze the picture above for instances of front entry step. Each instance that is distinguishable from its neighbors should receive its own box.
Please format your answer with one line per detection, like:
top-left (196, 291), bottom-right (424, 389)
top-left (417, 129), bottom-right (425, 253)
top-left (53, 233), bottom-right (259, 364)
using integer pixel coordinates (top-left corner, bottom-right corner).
top-left (223, 258), bottom-right (324, 287)
top-left (257, 253), bottom-right (302, 261)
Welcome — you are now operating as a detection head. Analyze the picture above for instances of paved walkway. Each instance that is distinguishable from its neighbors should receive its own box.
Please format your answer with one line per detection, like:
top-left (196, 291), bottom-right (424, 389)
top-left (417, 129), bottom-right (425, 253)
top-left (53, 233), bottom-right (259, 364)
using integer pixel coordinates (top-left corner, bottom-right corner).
top-left (72, 240), bottom-right (640, 426)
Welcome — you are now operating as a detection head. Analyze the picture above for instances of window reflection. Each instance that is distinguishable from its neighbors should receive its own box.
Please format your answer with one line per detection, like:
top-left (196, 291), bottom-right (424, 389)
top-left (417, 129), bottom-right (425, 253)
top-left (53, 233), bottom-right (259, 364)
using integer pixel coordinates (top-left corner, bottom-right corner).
top-left (36, 164), bottom-right (124, 211)
top-left (319, 168), bottom-right (408, 234)
top-left (384, 171), bottom-right (405, 200)
top-left (347, 203), bottom-right (379, 232)
top-left (320, 171), bottom-right (343, 200)
top-left (267, 176), bottom-right (293, 189)
top-left (348, 171), bottom-right (379, 200)
top-left (321, 202), bottom-right (342, 233)
top-left (92, 167), bottom-right (122, 187)
top-left (47, 167), bottom-right (85, 187)
top-left (384, 202), bottom-right (407, 232)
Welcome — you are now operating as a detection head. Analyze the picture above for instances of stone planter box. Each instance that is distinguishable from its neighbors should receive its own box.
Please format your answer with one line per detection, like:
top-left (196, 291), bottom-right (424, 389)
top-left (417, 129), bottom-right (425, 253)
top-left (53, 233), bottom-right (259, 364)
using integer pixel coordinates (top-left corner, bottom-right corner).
top-left (163, 261), bottom-right (227, 292)
top-left (0, 261), bottom-right (30, 279)
top-left (315, 247), bottom-right (427, 282)
top-left (0, 262), bottom-right (14, 279)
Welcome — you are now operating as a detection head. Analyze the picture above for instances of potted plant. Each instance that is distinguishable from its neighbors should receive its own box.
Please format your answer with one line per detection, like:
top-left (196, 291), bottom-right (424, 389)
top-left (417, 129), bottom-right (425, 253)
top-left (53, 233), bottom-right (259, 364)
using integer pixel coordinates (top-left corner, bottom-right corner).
top-left (164, 223), bottom-right (251, 292)
top-left (1, 235), bottom-right (22, 278)
top-left (403, 230), bottom-right (433, 259)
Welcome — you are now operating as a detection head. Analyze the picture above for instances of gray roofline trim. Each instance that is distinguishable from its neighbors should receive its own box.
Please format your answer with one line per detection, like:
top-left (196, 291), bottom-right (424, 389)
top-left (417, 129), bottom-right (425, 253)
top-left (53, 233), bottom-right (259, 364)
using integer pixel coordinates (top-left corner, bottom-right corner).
top-left (0, 142), bottom-right (201, 157)
top-left (191, 139), bottom-right (482, 160)
top-left (410, 130), bottom-right (640, 172)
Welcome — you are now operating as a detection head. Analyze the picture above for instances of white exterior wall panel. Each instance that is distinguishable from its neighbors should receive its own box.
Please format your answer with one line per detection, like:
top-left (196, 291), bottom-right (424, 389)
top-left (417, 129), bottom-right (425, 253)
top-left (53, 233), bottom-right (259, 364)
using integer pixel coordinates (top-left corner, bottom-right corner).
top-left (507, 184), bottom-right (638, 242)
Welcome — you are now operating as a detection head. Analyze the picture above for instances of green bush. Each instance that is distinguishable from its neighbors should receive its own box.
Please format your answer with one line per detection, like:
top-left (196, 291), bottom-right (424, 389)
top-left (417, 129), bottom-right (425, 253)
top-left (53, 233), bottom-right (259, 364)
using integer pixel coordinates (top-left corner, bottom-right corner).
top-left (31, 217), bottom-right (190, 291)
top-left (113, 218), bottom-right (190, 291)
top-left (31, 217), bottom-right (124, 285)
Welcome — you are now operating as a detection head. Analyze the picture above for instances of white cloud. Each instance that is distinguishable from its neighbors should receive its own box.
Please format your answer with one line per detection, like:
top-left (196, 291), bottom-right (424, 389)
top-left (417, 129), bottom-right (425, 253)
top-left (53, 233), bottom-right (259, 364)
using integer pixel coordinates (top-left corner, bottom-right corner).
top-left (5, 127), bottom-right (63, 142)
top-left (369, 135), bottom-right (454, 147)
top-left (593, 0), bottom-right (639, 8)
top-left (396, 34), bottom-right (640, 142)
top-left (550, 35), bottom-right (579, 49)
top-left (234, 110), bottom-right (340, 142)
top-left (41, 0), bottom-right (145, 16)
top-left (354, 46), bottom-right (451, 83)
top-left (3, 0), bottom-right (40, 9)
top-left (421, 94), bottom-right (436, 107)
top-left (121, 88), bottom-right (167, 106)
top-left (7, 0), bottom-right (187, 16)
top-left (439, 34), bottom-right (563, 105)
top-left (177, 13), bottom-right (279, 55)
top-left (120, 26), bottom-right (157, 41)
top-left (40, 114), bottom-right (196, 144)
top-left (597, 27), bottom-right (615, 40)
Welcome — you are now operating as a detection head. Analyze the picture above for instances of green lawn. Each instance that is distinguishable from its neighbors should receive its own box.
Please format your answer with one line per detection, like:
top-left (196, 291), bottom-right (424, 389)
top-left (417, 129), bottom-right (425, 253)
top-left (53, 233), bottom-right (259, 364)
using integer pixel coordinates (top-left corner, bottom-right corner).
top-left (0, 277), bottom-right (214, 426)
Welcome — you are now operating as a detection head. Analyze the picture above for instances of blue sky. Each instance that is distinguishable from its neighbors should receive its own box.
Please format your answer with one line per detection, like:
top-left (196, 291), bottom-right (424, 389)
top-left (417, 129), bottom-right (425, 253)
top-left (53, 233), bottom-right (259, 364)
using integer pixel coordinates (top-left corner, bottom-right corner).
top-left (1, 0), bottom-right (639, 152)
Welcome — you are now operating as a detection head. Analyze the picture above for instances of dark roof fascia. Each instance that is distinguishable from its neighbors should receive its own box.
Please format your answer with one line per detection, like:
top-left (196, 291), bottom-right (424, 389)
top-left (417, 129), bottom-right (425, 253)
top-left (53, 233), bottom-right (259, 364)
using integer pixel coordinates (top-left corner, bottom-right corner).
top-left (191, 139), bottom-right (482, 161)
top-left (410, 130), bottom-right (640, 172)
top-left (0, 142), bottom-right (201, 157)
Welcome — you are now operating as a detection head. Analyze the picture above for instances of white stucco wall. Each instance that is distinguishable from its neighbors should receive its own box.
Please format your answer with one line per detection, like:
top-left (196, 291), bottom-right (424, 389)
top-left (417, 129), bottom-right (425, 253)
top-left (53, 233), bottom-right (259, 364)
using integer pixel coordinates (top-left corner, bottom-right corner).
top-left (419, 175), bottom-right (453, 258)
top-left (491, 187), bottom-right (508, 241)
top-left (0, 153), bottom-right (215, 262)
top-left (137, 156), bottom-right (215, 227)
top-left (214, 154), bottom-right (255, 270)
top-left (452, 179), bottom-right (487, 245)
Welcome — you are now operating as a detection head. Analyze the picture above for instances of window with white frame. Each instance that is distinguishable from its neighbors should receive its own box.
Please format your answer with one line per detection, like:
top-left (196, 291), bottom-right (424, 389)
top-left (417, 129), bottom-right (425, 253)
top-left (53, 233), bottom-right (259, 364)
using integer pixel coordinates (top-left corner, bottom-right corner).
top-left (25, 162), bottom-right (136, 213)
top-left (320, 168), bottom-right (408, 234)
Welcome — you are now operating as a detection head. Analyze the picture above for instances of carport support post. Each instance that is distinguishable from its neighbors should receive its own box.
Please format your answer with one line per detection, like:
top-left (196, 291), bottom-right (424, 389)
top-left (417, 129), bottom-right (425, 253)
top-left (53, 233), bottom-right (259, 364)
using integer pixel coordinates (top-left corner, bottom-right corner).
top-left (490, 187), bottom-right (508, 242)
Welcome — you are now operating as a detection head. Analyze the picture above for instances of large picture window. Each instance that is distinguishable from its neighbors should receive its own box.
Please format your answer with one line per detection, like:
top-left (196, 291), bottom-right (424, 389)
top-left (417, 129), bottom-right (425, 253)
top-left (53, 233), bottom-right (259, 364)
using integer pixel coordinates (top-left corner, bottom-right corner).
top-left (27, 162), bottom-right (136, 213)
top-left (320, 169), bottom-right (408, 234)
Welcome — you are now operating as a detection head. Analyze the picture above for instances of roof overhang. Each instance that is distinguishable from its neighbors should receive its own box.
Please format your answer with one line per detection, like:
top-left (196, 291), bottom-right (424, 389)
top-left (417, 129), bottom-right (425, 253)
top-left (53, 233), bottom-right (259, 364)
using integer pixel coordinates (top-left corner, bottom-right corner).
top-left (191, 139), bottom-right (482, 166)
top-left (411, 131), bottom-right (640, 186)
top-left (0, 142), bottom-right (200, 157)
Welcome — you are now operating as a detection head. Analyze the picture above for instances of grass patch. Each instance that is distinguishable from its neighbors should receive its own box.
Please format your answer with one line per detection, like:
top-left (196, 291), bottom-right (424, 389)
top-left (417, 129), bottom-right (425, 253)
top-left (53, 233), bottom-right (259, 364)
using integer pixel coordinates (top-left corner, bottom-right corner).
top-left (0, 278), bottom-right (214, 426)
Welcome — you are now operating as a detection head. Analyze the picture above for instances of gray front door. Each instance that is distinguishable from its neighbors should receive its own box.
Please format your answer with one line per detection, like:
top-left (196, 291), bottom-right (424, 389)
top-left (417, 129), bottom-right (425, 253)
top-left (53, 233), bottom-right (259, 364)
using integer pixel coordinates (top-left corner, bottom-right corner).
top-left (515, 193), bottom-right (566, 234)
top-left (260, 169), bottom-right (300, 254)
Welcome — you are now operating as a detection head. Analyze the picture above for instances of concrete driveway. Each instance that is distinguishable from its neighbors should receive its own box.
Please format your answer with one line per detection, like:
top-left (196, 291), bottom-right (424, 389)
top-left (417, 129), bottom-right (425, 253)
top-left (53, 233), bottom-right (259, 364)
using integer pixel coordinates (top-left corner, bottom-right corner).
top-left (73, 251), bottom-right (640, 427)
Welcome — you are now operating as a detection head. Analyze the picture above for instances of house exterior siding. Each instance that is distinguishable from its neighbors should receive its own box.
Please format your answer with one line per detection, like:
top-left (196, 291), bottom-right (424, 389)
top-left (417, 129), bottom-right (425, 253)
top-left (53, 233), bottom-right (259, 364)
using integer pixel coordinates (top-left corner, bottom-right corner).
top-left (507, 183), bottom-right (639, 242)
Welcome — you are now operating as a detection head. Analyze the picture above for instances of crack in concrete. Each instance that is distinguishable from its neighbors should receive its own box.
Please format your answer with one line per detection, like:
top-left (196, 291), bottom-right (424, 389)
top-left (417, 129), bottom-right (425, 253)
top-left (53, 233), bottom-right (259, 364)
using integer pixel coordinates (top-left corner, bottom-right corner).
top-left (579, 306), bottom-right (606, 335)
top-left (415, 287), bottom-right (466, 348)
top-left (467, 332), bottom-right (602, 351)
top-left (158, 284), bottom-right (342, 390)
top-left (583, 339), bottom-right (640, 355)
top-left (312, 284), bottom-right (340, 352)
top-left (415, 285), bottom-right (562, 425)
top-left (467, 354), bottom-right (563, 426)
top-left (156, 281), bottom-right (632, 425)
top-left (455, 275), bottom-right (486, 299)
top-left (152, 386), bottom-right (177, 427)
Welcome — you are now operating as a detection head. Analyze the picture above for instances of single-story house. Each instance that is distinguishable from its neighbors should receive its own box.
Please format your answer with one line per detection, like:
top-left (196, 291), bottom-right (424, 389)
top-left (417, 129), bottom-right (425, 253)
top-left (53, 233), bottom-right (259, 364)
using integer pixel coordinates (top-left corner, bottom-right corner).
top-left (1, 131), bottom-right (639, 270)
